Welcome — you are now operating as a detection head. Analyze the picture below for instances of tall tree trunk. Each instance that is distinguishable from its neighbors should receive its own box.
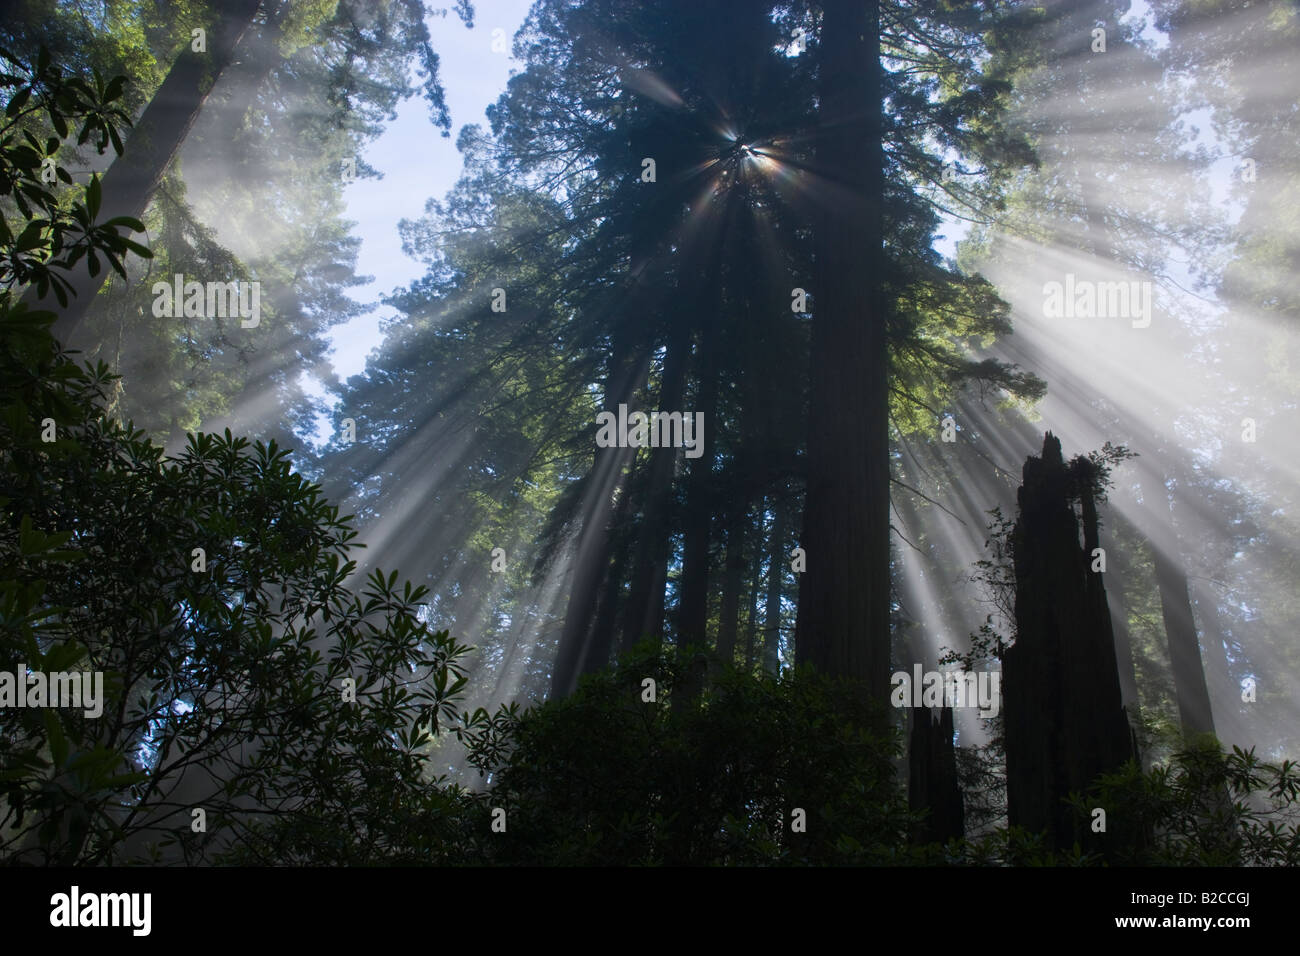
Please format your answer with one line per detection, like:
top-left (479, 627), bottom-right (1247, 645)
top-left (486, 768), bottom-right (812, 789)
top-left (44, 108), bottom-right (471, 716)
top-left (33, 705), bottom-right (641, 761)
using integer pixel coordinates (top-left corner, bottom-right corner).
top-left (762, 497), bottom-right (787, 675)
top-left (1137, 476), bottom-right (1217, 740)
top-left (1146, 494), bottom-right (1237, 856)
top-left (199, 11), bottom-right (288, 152)
top-left (1192, 578), bottom-right (1237, 742)
top-left (745, 507), bottom-right (765, 671)
top-left (672, 317), bottom-right (718, 708)
top-left (908, 707), bottom-right (964, 845)
top-left (39, 0), bottom-right (265, 343)
top-left (1104, 514), bottom-right (1141, 726)
top-left (620, 320), bottom-right (689, 651)
top-left (583, 464), bottom-right (639, 677)
top-left (794, 0), bottom-right (890, 700)
top-left (715, 477), bottom-right (749, 669)
top-left (1003, 434), bottom-right (1137, 857)
top-left (1154, 544), bottom-right (1215, 738)
top-left (675, 322), bottom-right (719, 649)
top-left (551, 323), bottom-right (643, 698)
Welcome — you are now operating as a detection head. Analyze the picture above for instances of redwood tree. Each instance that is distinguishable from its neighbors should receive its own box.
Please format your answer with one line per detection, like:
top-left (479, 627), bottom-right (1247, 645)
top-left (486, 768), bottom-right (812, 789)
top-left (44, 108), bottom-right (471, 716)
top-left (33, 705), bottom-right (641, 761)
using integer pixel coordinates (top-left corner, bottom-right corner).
top-left (793, 0), bottom-right (891, 699)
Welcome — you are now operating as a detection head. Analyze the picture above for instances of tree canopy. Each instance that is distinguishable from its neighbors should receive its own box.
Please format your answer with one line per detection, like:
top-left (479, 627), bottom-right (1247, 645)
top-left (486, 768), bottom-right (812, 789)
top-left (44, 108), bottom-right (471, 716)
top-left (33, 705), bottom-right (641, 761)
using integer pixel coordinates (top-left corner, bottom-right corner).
top-left (1, 0), bottom-right (1297, 876)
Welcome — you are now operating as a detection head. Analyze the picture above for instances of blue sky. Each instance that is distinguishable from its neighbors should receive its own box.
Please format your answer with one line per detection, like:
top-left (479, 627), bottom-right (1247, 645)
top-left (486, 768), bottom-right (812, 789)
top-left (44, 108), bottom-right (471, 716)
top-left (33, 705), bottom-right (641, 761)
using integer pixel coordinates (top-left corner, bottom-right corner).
top-left (302, 1), bottom-right (535, 435)
top-left (303, 0), bottom-right (1220, 435)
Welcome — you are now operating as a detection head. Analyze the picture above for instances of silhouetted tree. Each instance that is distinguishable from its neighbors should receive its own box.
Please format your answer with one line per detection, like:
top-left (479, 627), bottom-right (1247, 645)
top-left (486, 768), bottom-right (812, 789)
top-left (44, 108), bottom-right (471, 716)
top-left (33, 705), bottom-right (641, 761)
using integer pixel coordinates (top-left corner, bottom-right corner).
top-left (1003, 433), bottom-right (1136, 854)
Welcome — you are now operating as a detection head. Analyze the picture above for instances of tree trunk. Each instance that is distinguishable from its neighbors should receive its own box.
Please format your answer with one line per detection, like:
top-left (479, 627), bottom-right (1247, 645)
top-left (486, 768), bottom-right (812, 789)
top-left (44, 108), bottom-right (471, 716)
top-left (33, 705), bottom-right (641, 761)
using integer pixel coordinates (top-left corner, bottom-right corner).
top-left (619, 320), bottom-right (689, 651)
top-left (551, 324), bottom-right (643, 698)
top-left (794, 0), bottom-right (891, 700)
top-left (1192, 578), bottom-right (1238, 743)
top-left (908, 706), bottom-right (964, 845)
top-left (744, 506), bottom-right (765, 671)
top-left (40, 0), bottom-right (265, 343)
top-left (583, 464), bottom-right (638, 676)
top-left (1137, 476), bottom-right (1217, 740)
top-left (1103, 514), bottom-right (1142, 721)
top-left (715, 478), bottom-right (749, 669)
top-left (762, 497), bottom-right (787, 675)
top-left (675, 324), bottom-right (719, 649)
top-left (1003, 434), bottom-right (1137, 856)
top-left (672, 316), bottom-right (718, 708)
top-left (1154, 545), bottom-right (1216, 738)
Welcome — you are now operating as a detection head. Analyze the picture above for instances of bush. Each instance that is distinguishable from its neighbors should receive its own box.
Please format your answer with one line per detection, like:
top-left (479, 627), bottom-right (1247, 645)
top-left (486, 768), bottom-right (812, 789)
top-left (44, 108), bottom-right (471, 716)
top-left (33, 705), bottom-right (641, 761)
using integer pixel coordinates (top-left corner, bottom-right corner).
top-left (0, 46), bottom-right (472, 865)
top-left (456, 645), bottom-right (917, 865)
top-left (1069, 737), bottom-right (1300, 866)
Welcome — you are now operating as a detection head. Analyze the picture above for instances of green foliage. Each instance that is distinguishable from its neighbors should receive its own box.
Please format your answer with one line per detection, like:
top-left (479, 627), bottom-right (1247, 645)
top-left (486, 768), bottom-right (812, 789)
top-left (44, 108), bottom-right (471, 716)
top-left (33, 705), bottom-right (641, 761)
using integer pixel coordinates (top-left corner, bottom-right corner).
top-left (0, 1), bottom-right (473, 447)
top-left (448, 643), bottom-right (1300, 867)
top-left (1071, 739), bottom-right (1300, 866)
top-left (942, 440), bottom-right (1134, 670)
top-left (2, 11), bottom-right (1292, 872)
top-left (456, 645), bottom-right (917, 865)
top-left (336, 0), bottom-right (1051, 690)
top-left (0, 46), bottom-right (473, 865)
top-left (0, 45), bottom-right (149, 304)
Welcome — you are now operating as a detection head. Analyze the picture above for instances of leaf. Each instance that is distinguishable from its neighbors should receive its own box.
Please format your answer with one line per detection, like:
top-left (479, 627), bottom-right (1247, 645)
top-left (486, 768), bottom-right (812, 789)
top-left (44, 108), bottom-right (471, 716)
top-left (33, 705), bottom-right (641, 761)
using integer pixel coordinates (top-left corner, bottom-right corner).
top-left (103, 216), bottom-right (145, 232)
top-left (86, 174), bottom-right (101, 220)
top-left (5, 85), bottom-right (30, 117)
top-left (43, 709), bottom-right (67, 768)
top-left (14, 221), bottom-right (43, 252)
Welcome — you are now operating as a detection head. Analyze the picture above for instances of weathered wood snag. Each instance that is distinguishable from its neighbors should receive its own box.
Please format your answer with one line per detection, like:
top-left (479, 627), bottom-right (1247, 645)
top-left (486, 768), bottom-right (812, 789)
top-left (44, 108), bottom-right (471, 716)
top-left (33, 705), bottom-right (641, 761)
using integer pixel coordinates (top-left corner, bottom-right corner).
top-left (909, 705), bottom-right (964, 845)
top-left (1003, 433), bottom-right (1136, 854)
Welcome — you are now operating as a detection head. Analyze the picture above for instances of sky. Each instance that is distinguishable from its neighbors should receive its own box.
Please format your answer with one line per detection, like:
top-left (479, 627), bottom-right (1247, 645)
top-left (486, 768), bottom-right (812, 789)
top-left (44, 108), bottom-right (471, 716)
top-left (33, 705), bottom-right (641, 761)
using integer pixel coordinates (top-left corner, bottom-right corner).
top-left (300, 1), bottom-right (535, 440)
top-left (312, 0), bottom-right (972, 444)
top-left (308, 1), bottom-right (1189, 417)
